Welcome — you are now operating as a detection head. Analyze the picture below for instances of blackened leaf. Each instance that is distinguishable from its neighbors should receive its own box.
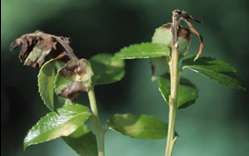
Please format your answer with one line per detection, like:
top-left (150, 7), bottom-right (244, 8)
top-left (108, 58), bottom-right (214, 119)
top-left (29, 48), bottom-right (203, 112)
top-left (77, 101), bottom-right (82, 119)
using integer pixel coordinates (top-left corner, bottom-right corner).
top-left (10, 31), bottom-right (76, 68)
top-left (156, 74), bottom-right (198, 109)
top-left (24, 104), bottom-right (91, 149)
top-left (63, 125), bottom-right (97, 156)
top-left (90, 53), bottom-right (125, 85)
top-left (182, 57), bottom-right (245, 90)
top-left (114, 42), bottom-right (170, 59)
top-left (108, 113), bottom-right (168, 139)
top-left (54, 59), bottom-right (93, 99)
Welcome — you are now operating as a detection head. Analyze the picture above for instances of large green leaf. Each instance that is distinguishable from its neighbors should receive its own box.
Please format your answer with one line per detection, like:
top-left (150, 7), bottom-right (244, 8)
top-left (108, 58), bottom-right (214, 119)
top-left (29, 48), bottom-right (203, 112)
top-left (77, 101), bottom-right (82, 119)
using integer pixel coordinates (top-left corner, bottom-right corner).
top-left (38, 59), bottom-right (58, 111)
top-left (24, 104), bottom-right (91, 149)
top-left (64, 126), bottom-right (97, 156)
top-left (108, 113), bottom-right (168, 139)
top-left (90, 53), bottom-right (125, 85)
top-left (182, 57), bottom-right (245, 90)
top-left (156, 74), bottom-right (198, 109)
top-left (115, 42), bottom-right (170, 59)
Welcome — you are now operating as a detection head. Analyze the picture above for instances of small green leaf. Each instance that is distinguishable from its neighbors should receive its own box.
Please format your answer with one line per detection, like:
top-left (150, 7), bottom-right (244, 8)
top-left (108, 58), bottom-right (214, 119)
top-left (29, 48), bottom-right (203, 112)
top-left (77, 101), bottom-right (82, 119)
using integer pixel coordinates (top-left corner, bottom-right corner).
top-left (152, 24), bottom-right (172, 45)
top-left (115, 42), bottom-right (170, 59)
top-left (182, 57), bottom-right (245, 90)
top-left (64, 126), bottom-right (97, 156)
top-left (90, 53), bottom-right (125, 85)
top-left (156, 74), bottom-right (198, 109)
top-left (38, 59), bottom-right (57, 111)
top-left (108, 113), bottom-right (168, 139)
top-left (24, 104), bottom-right (91, 149)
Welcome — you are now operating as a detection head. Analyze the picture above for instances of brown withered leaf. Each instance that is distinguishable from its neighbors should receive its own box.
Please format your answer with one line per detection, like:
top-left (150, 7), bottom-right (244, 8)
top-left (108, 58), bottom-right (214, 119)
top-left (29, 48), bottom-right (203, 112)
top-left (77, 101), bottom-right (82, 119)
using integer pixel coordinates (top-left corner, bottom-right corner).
top-left (10, 31), bottom-right (77, 68)
top-left (55, 59), bottom-right (93, 99)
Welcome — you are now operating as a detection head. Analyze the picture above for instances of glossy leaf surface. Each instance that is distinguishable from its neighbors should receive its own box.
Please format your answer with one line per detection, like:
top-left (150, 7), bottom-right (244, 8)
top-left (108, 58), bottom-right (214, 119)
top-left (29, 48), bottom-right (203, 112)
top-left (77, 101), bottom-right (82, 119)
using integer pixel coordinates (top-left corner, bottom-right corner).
top-left (24, 104), bottom-right (91, 149)
top-left (90, 53), bottom-right (125, 85)
top-left (108, 113), bottom-right (168, 139)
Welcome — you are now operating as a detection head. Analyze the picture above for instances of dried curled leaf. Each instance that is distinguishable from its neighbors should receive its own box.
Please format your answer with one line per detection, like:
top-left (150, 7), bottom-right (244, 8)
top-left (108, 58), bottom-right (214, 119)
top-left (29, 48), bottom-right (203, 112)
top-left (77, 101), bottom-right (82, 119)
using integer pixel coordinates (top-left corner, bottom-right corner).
top-left (10, 31), bottom-right (76, 68)
top-left (55, 59), bottom-right (93, 99)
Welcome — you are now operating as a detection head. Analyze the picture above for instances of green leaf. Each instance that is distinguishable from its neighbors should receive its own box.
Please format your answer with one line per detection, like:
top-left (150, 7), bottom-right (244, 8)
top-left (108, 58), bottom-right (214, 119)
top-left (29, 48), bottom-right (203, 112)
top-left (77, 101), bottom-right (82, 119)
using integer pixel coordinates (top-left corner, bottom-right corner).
top-left (152, 24), bottom-right (172, 45)
top-left (156, 74), bottom-right (198, 109)
top-left (108, 113), bottom-right (168, 139)
top-left (182, 57), bottom-right (245, 90)
top-left (90, 53), bottom-right (125, 85)
top-left (64, 126), bottom-right (97, 156)
top-left (115, 42), bottom-right (170, 59)
top-left (24, 104), bottom-right (91, 149)
top-left (38, 59), bottom-right (57, 111)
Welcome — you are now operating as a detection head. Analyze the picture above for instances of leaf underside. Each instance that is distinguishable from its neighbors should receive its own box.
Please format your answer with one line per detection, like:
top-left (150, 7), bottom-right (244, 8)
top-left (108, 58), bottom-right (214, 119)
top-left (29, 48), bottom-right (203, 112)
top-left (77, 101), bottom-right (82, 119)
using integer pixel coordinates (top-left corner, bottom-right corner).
top-left (156, 74), bottom-right (198, 109)
top-left (63, 126), bottom-right (97, 156)
top-left (182, 57), bottom-right (245, 90)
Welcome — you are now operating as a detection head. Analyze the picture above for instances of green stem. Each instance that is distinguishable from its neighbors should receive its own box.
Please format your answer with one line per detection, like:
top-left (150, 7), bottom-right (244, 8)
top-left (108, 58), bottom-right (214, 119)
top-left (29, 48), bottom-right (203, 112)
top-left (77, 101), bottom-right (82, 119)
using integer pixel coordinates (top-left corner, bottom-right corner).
top-left (88, 87), bottom-right (105, 156)
top-left (165, 43), bottom-right (179, 156)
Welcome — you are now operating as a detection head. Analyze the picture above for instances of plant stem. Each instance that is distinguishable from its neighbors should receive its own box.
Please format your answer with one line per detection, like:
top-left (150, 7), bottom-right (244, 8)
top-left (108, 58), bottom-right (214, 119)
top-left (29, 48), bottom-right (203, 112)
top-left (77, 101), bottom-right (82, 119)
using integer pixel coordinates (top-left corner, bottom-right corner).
top-left (165, 47), bottom-right (179, 156)
top-left (88, 87), bottom-right (105, 156)
top-left (165, 11), bottom-right (180, 155)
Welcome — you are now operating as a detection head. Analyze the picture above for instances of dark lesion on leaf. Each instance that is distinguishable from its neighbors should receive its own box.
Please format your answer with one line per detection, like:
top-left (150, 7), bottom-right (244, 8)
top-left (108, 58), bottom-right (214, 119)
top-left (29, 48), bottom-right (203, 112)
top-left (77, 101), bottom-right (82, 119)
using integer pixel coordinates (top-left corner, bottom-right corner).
top-left (10, 31), bottom-right (77, 68)
top-left (58, 81), bottom-right (87, 100)
top-left (60, 59), bottom-right (90, 77)
top-left (57, 59), bottom-right (94, 99)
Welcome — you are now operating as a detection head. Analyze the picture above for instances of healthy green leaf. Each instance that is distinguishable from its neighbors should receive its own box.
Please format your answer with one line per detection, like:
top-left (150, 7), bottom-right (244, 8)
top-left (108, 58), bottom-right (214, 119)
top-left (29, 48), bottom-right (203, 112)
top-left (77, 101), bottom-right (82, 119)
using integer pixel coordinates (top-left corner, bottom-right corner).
top-left (38, 59), bottom-right (57, 111)
top-left (64, 126), bottom-right (97, 156)
top-left (108, 113), bottom-right (168, 139)
top-left (24, 104), bottom-right (91, 149)
top-left (90, 53), bottom-right (125, 85)
top-left (182, 57), bottom-right (245, 90)
top-left (156, 74), bottom-right (198, 109)
top-left (115, 42), bottom-right (170, 59)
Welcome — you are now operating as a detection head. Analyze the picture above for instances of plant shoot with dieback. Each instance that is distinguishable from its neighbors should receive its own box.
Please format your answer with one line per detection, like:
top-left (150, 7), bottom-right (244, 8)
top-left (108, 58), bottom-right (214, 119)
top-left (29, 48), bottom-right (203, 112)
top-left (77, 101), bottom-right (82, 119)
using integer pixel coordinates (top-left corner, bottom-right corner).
top-left (11, 9), bottom-right (245, 156)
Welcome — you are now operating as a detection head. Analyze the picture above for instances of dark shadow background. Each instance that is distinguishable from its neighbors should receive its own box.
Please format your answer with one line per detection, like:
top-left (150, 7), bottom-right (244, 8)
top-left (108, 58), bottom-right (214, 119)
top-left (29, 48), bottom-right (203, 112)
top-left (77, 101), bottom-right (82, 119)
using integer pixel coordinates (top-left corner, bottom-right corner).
top-left (1, 0), bottom-right (249, 156)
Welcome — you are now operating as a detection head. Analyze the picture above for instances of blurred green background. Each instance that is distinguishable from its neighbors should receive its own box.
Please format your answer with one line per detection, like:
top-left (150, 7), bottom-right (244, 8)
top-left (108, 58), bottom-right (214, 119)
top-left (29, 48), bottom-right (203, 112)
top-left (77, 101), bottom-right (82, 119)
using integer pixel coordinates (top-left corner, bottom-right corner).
top-left (1, 0), bottom-right (249, 156)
